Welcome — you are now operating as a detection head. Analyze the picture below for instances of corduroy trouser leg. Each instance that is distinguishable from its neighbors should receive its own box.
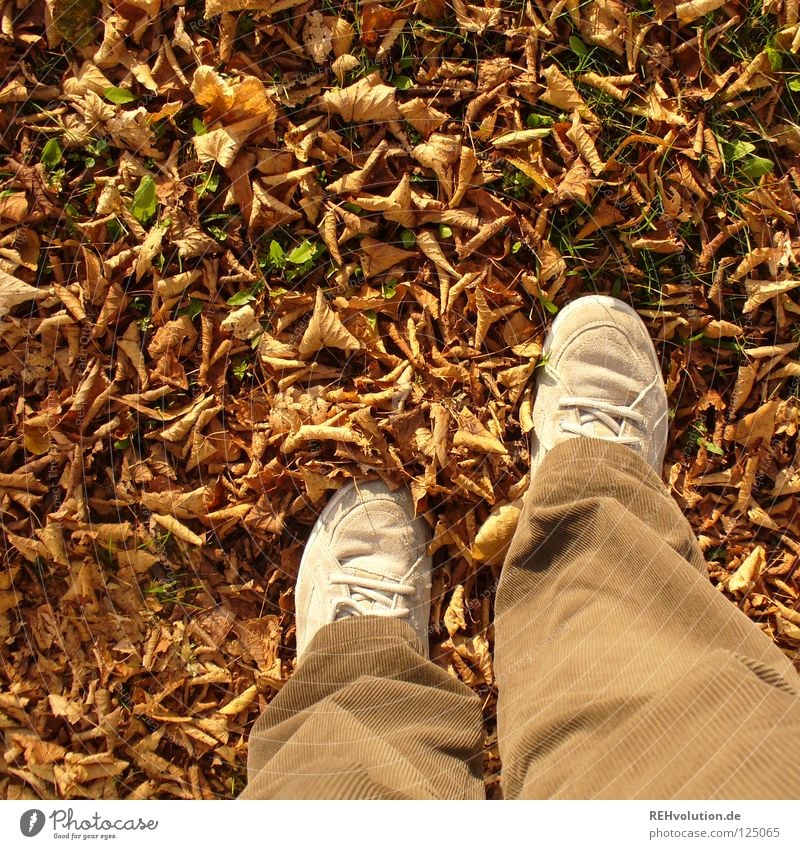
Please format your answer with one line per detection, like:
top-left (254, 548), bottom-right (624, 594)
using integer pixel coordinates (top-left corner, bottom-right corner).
top-left (240, 615), bottom-right (485, 798)
top-left (243, 438), bottom-right (800, 799)
top-left (496, 438), bottom-right (800, 799)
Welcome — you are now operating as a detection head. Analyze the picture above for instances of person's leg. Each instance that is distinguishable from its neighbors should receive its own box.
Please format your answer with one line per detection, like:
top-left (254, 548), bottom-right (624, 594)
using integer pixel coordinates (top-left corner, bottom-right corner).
top-left (241, 482), bottom-right (484, 799)
top-left (241, 616), bottom-right (483, 799)
top-left (495, 296), bottom-right (800, 799)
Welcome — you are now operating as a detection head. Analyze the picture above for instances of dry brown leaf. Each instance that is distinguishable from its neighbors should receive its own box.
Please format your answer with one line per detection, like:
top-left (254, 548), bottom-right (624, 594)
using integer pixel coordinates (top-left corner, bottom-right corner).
top-left (730, 362), bottom-right (759, 414)
top-left (0, 269), bottom-right (45, 317)
top-left (151, 513), bottom-right (205, 546)
top-left (298, 288), bottom-right (361, 358)
top-left (321, 72), bottom-right (400, 123)
top-left (540, 65), bottom-right (595, 121)
top-left (578, 0), bottom-right (626, 55)
top-left (283, 424), bottom-right (363, 454)
top-left (473, 288), bottom-right (518, 348)
top-left (553, 159), bottom-right (593, 205)
top-left (49, 693), bottom-right (84, 724)
top-left (444, 584), bottom-right (467, 636)
top-left (302, 11), bottom-right (332, 64)
top-left (453, 427), bottom-right (508, 456)
top-left (458, 215), bottom-right (514, 260)
top-left (353, 174), bottom-right (414, 227)
top-left (416, 229), bottom-right (458, 277)
top-left (727, 545), bottom-right (766, 595)
top-left (492, 129), bottom-right (552, 148)
top-left (332, 54), bottom-right (360, 87)
top-left (472, 500), bottom-right (521, 565)
top-left (360, 237), bottom-right (416, 278)
top-left (566, 112), bottom-right (606, 176)
top-left (218, 684), bottom-right (259, 716)
top-left (329, 16), bottom-right (355, 56)
top-left (0, 192), bottom-right (29, 223)
top-left (413, 134), bottom-right (461, 199)
top-left (191, 65), bottom-right (276, 131)
top-left (725, 399), bottom-right (780, 448)
top-left (703, 319), bottom-right (744, 338)
top-left (743, 279), bottom-right (800, 314)
top-left (453, 0), bottom-right (501, 33)
top-left (398, 98), bottom-right (448, 138)
top-left (194, 119), bottom-right (260, 168)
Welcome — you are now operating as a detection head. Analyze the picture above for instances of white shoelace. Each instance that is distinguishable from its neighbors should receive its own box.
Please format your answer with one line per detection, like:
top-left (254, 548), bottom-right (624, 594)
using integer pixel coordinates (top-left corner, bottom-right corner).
top-left (557, 395), bottom-right (644, 447)
top-left (329, 572), bottom-right (415, 620)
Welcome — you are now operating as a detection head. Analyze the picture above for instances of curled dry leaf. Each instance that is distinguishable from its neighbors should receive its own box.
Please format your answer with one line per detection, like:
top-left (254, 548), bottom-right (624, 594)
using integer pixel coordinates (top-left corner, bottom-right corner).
top-left (191, 65), bottom-right (276, 133)
top-left (360, 237), bottom-right (416, 278)
top-left (398, 98), bottom-right (448, 138)
top-left (675, 0), bottom-right (725, 25)
top-left (218, 684), bottom-right (259, 717)
top-left (303, 11), bottom-right (332, 64)
top-left (194, 120), bottom-right (260, 168)
top-left (329, 16), bottom-right (355, 56)
top-left (743, 279), bottom-right (800, 314)
top-left (566, 112), bottom-right (606, 176)
top-left (204, 0), bottom-right (304, 17)
top-left (472, 500), bottom-right (522, 565)
top-left (541, 65), bottom-right (595, 121)
top-left (0, 270), bottom-right (45, 317)
top-left (299, 288), bottom-right (361, 358)
top-left (0, 192), bottom-right (29, 223)
top-left (220, 304), bottom-right (262, 340)
top-left (453, 429), bottom-right (508, 455)
top-left (283, 424), bottom-right (364, 454)
top-left (727, 545), bottom-right (766, 595)
top-left (321, 72), bottom-right (401, 123)
top-left (453, 0), bottom-right (501, 34)
top-left (444, 584), bottom-right (467, 636)
top-left (332, 54), bottom-right (360, 86)
top-left (151, 513), bottom-right (205, 546)
top-left (725, 399), bottom-right (779, 448)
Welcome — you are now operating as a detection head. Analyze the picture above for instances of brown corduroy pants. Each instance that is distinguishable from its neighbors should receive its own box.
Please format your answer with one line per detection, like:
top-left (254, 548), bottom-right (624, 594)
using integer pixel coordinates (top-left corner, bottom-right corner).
top-left (241, 439), bottom-right (800, 799)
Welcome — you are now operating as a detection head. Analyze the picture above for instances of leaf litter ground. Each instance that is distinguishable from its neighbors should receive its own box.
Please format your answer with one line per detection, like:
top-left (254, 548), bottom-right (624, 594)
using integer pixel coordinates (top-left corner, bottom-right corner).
top-left (1, 0), bottom-right (800, 800)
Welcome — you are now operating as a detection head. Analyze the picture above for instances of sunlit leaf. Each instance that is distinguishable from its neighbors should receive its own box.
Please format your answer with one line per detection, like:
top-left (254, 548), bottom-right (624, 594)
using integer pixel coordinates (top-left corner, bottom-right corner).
top-left (722, 140), bottom-right (755, 162)
top-left (286, 241), bottom-right (316, 265)
top-left (740, 156), bottom-right (774, 179)
top-left (104, 86), bottom-right (136, 104)
top-left (131, 176), bottom-right (158, 224)
top-left (40, 139), bottom-right (62, 169)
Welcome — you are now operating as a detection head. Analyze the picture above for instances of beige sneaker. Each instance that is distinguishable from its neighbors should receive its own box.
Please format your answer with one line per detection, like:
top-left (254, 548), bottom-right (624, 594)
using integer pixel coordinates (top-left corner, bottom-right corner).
top-left (294, 481), bottom-right (432, 659)
top-left (530, 295), bottom-right (668, 474)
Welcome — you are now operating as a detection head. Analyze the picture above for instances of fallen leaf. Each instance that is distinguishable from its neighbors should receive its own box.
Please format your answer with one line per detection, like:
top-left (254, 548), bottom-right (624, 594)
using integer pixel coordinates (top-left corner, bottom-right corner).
top-left (444, 584), bottom-right (467, 636)
top-left (321, 72), bottom-right (401, 123)
top-left (218, 684), bottom-right (259, 716)
top-left (727, 545), bottom-right (766, 595)
top-left (725, 399), bottom-right (780, 448)
top-left (472, 500), bottom-right (521, 565)
top-left (0, 269), bottom-right (45, 317)
top-left (298, 289), bottom-right (361, 358)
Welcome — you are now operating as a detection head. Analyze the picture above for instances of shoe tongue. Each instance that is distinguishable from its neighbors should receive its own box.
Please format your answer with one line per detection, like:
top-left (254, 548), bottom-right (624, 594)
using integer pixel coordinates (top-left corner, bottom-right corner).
top-left (333, 522), bottom-right (417, 581)
top-left (563, 330), bottom-right (642, 420)
top-left (568, 333), bottom-right (642, 403)
top-left (328, 492), bottom-right (421, 616)
top-left (562, 346), bottom-right (643, 441)
top-left (334, 531), bottom-right (417, 616)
